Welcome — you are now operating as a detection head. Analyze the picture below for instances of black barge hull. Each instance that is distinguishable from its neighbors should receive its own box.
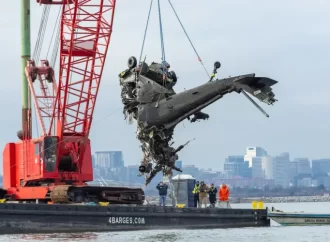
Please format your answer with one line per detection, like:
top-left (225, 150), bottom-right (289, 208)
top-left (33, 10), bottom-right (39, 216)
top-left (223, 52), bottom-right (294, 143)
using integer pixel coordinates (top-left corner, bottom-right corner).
top-left (0, 203), bottom-right (270, 234)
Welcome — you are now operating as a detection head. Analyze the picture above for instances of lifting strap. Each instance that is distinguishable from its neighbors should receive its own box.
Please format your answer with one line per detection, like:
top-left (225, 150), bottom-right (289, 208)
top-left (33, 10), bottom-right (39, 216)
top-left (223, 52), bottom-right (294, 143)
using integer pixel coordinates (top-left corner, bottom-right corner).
top-left (167, 0), bottom-right (210, 78)
top-left (139, 0), bottom-right (210, 79)
top-left (157, 0), bottom-right (166, 65)
top-left (139, 0), bottom-right (154, 64)
top-left (157, 0), bottom-right (167, 81)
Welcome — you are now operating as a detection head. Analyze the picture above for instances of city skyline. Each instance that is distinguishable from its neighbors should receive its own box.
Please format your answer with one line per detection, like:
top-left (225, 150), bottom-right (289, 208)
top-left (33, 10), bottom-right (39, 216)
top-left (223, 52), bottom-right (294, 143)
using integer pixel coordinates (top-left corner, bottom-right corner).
top-left (2, 146), bottom-right (330, 189)
top-left (0, 145), bottom-right (328, 175)
top-left (92, 146), bottom-right (330, 172)
top-left (88, 147), bottom-right (330, 190)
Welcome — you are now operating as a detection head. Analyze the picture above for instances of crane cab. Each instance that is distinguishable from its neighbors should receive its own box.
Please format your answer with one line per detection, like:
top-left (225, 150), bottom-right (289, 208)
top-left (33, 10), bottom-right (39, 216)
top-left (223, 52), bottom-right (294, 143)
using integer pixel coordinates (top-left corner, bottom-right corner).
top-left (3, 135), bottom-right (92, 191)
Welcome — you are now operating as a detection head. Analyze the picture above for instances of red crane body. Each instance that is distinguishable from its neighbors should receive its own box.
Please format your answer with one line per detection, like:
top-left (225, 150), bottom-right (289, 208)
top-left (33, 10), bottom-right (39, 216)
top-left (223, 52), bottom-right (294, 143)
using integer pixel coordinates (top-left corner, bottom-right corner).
top-left (2, 0), bottom-right (143, 204)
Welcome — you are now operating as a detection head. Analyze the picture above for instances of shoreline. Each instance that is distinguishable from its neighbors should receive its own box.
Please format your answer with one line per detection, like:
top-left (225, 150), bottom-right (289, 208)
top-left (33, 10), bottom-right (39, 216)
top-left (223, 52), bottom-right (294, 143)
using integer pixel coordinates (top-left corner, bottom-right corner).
top-left (146, 195), bottom-right (330, 205)
top-left (230, 195), bottom-right (330, 204)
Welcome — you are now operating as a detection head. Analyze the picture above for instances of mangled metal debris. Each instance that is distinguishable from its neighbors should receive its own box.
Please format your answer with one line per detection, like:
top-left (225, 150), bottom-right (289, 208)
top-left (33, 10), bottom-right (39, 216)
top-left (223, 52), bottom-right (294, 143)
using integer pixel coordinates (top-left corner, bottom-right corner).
top-left (118, 56), bottom-right (278, 185)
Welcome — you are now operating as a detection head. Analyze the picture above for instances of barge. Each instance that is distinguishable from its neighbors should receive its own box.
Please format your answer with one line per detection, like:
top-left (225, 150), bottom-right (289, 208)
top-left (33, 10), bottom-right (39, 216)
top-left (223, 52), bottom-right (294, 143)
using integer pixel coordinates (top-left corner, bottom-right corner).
top-left (0, 203), bottom-right (270, 234)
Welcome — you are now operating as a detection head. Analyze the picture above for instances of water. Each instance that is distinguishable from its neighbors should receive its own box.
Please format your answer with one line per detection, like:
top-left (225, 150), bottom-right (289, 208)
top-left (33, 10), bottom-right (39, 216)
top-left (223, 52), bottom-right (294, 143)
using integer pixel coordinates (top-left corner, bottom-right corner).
top-left (0, 202), bottom-right (329, 242)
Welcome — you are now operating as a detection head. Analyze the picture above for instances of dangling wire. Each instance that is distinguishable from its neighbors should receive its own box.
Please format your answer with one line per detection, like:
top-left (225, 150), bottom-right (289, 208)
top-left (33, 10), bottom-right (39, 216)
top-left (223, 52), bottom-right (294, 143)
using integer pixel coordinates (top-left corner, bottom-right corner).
top-left (139, 0), bottom-right (154, 64)
top-left (167, 0), bottom-right (210, 78)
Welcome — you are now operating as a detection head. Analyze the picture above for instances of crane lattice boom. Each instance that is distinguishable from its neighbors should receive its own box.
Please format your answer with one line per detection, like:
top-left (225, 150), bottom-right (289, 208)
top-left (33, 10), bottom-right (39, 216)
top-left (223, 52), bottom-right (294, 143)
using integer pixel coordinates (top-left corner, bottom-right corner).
top-left (33, 0), bottom-right (116, 137)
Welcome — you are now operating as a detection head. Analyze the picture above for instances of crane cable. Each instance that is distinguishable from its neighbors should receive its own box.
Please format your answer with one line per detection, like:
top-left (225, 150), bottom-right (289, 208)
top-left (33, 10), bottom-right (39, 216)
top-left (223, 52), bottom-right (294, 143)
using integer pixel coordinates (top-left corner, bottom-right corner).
top-left (46, 6), bottom-right (62, 67)
top-left (139, 0), bottom-right (153, 64)
top-left (157, 0), bottom-right (166, 79)
top-left (33, 5), bottom-right (51, 64)
top-left (139, 1), bottom-right (210, 79)
top-left (32, 5), bottom-right (61, 137)
top-left (167, 0), bottom-right (210, 78)
top-left (32, 4), bottom-right (51, 138)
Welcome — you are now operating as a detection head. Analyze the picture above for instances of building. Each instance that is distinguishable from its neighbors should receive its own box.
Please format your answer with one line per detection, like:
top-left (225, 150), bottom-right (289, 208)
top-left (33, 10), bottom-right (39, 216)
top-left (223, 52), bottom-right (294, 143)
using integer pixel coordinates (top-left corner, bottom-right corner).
top-left (289, 158), bottom-right (311, 185)
top-left (182, 165), bottom-right (199, 178)
top-left (224, 156), bottom-right (251, 178)
top-left (92, 154), bottom-right (96, 168)
top-left (251, 157), bottom-right (263, 178)
top-left (293, 158), bottom-right (311, 175)
top-left (312, 159), bottom-right (330, 176)
top-left (273, 153), bottom-right (290, 187)
top-left (311, 159), bottom-right (330, 187)
top-left (94, 151), bottom-right (124, 169)
top-left (244, 147), bottom-right (267, 167)
top-left (261, 156), bottom-right (273, 179)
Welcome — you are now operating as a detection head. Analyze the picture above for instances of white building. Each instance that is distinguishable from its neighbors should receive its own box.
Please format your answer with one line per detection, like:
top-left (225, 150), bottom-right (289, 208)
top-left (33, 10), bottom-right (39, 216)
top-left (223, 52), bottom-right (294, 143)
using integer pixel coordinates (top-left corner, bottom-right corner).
top-left (244, 147), bottom-right (267, 167)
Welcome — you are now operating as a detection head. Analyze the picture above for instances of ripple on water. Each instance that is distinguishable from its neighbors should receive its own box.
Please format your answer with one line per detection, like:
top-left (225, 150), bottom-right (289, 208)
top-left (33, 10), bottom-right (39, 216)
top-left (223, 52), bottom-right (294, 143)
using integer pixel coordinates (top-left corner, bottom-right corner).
top-left (1, 226), bottom-right (330, 242)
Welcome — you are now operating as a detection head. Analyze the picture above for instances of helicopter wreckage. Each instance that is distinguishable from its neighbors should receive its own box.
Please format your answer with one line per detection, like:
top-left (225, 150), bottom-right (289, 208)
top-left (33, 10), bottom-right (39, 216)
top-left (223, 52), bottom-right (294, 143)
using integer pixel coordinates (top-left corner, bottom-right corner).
top-left (118, 56), bottom-right (278, 185)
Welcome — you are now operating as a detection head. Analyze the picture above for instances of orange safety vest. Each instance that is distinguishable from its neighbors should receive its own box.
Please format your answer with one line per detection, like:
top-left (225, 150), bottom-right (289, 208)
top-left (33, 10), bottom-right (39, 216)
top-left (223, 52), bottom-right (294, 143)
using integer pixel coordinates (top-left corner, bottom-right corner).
top-left (218, 186), bottom-right (229, 201)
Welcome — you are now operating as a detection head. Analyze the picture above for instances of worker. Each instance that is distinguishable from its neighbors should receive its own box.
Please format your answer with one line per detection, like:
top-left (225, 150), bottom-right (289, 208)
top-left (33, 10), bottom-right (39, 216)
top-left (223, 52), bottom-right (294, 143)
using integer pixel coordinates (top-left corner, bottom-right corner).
top-left (156, 181), bottom-right (168, 207)
top-left (192, 181), bottom-right (200, 208)
top-left (218, 183), bottom-right (230, 202)
top-left (207, 183), bottom-right (217, 207)
top-left (199, 181), bottom-right (209, 208)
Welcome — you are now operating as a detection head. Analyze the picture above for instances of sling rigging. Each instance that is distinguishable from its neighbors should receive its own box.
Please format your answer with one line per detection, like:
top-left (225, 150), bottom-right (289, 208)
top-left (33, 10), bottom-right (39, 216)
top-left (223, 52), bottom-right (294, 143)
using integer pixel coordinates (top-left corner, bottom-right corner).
top-left (139, 0), bottom-right (210, 79)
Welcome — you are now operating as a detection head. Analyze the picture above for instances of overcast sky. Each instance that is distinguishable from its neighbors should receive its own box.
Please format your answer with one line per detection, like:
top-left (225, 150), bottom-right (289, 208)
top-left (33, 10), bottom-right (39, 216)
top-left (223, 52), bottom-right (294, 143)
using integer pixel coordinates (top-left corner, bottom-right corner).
top-left (0, 0), bottom-right (329, 173)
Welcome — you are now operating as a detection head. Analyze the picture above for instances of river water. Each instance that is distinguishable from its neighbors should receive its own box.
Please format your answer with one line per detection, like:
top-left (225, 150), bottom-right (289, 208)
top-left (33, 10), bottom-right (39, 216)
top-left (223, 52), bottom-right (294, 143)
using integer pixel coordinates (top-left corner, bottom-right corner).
top-left (0, 202), bottom-right (329, 242)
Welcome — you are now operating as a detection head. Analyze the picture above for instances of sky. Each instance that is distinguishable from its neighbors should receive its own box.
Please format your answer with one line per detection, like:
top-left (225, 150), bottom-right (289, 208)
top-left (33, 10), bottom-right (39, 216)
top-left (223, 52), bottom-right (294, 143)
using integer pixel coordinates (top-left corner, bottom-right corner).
top-left (0, 0), bottom-right (329, 173)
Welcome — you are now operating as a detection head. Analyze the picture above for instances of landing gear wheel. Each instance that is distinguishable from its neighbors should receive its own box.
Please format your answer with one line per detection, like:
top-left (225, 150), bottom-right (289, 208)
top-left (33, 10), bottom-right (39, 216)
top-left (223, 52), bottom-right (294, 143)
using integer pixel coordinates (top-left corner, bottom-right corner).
top-left (214, 61), bottom-right (221, 69)
top-left (128, 56), bottom-right (137, 69)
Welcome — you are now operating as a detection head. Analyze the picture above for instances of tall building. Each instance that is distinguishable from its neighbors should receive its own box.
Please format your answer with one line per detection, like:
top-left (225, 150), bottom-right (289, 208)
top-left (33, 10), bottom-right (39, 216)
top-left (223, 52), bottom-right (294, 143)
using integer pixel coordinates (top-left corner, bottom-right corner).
top-left (244, 147), bottom-right (267, 167)
top-left (273, 153), bottom-right (290, 187)
top-left (251, 157), bottom-right (263, 178)
top-left (224, 156), bottom-right (250, 178)
top-left (290, 158), bottom-right (311, 177)
top-left (94, 151), bottom-right (124, 169)
top-left (109, 151), bottom-right (124, 169)
top-left (312, 159), bottom-right (330, 176)
top-left (311, 159), bottom-right (330, 187)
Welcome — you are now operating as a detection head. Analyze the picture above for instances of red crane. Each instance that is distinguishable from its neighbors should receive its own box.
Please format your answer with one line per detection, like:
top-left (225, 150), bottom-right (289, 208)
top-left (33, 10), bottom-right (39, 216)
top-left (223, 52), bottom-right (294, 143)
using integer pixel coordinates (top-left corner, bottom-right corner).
top-left (2, 0), bottom-right (144, 204)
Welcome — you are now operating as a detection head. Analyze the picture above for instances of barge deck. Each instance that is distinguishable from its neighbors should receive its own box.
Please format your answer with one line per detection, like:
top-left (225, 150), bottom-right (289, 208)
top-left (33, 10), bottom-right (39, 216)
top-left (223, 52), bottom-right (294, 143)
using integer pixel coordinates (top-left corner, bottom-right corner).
top-left (0, 203), bottom-right (270, 234)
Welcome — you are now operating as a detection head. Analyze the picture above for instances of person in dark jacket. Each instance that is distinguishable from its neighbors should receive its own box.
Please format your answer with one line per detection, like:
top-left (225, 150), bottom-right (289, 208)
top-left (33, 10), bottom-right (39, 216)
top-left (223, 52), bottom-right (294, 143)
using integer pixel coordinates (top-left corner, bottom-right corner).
top-left (156, 182), bottom-right (168, 206)
top-left (208, 183), bottom-right (217, 207)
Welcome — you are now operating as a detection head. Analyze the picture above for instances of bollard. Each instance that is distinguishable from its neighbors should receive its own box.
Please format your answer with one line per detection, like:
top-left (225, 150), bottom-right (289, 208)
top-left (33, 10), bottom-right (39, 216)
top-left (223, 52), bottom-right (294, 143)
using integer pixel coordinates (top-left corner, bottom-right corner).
top-left (99, 202), bottom-right (110, 206)
top-left (257, 201), bottom-right (264, 209)
top-left (176, 204), bottom-right (185, 208)
top-left (252, 201), bottom-right (257, 209)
